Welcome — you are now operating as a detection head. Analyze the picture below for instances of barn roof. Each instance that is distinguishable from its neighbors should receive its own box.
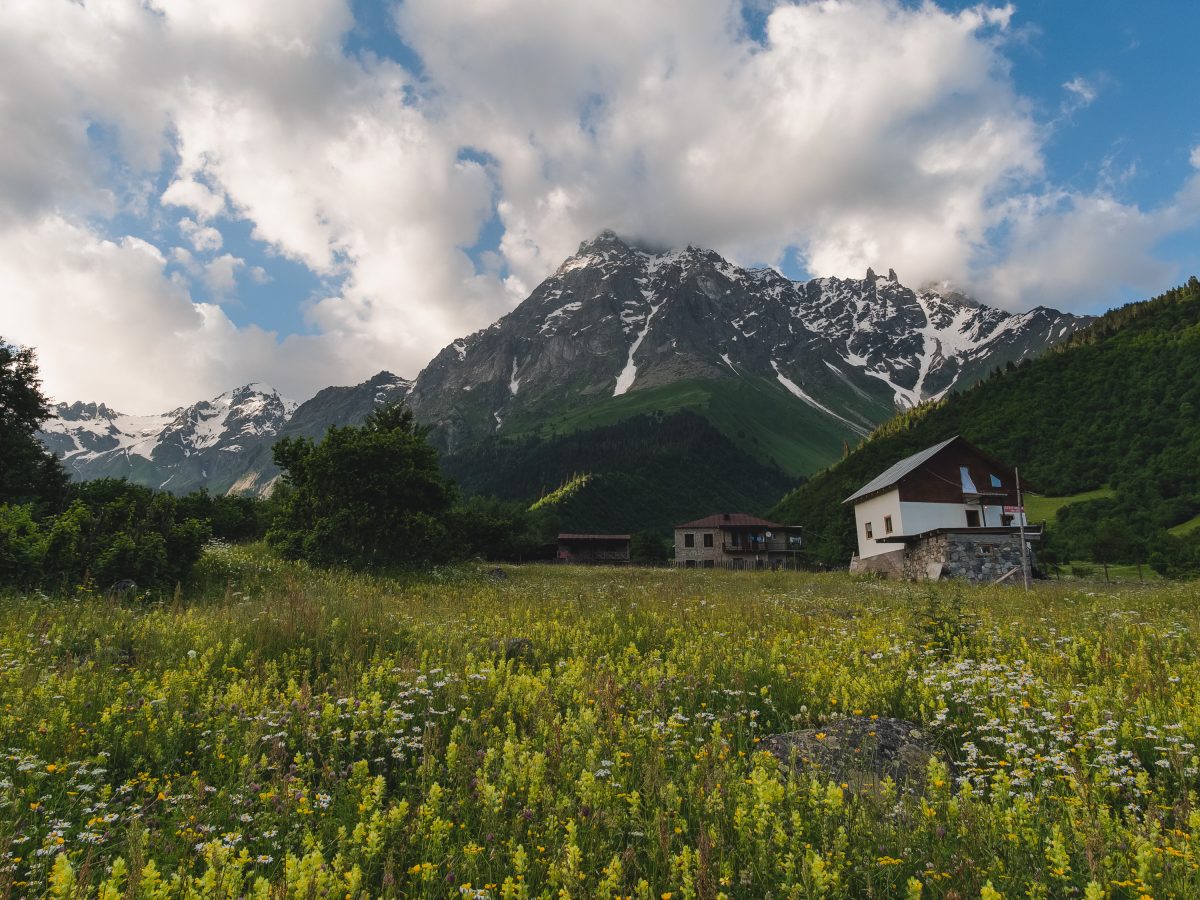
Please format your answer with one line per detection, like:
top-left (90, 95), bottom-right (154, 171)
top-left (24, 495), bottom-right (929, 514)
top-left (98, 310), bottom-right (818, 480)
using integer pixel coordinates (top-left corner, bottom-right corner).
top-left (843, 436), bottom-right (960, 505)
top-left (674, 513), bottom-right (792, 529)
top-left (557, 533), bottom-right (631, 541)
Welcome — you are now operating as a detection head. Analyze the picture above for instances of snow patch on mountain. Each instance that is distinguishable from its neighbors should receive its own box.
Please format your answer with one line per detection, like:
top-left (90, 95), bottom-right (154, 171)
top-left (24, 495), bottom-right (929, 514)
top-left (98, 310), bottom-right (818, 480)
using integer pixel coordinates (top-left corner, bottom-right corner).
top-left (509, 358), bottom-right (522, 396)
top-left (772, 362), bottom-right (869, 436)
top-left (614, 297), bottom-right (665, 396)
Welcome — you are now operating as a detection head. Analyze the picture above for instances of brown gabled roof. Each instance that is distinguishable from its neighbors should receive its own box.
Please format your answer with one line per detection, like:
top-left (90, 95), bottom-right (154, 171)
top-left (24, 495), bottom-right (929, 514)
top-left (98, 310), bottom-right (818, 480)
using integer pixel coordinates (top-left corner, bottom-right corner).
top-left (557, 533), bottom-right (631, 541)
top-left (674, 513), bottom-right (792, 529)
top-left (844, 436), bottom-right (959, 505)
top-left (843, 435), bottom-right (1030, 505)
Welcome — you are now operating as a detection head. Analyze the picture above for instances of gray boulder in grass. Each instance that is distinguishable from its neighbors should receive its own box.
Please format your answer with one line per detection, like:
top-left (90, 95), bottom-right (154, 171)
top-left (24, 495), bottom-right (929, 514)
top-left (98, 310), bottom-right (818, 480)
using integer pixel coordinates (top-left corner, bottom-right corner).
top-left (761, 716), bottom-right (946, 792)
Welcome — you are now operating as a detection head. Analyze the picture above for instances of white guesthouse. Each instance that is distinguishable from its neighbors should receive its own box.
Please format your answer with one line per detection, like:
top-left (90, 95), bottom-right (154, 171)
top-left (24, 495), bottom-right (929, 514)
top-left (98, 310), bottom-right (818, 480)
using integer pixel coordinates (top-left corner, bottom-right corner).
top-left (845, 436), bottom-right (1039, 582)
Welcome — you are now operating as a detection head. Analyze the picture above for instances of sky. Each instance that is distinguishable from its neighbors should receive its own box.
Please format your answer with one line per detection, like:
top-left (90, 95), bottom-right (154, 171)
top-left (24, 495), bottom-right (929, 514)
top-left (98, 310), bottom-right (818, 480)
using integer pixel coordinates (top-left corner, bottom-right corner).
top-left (3, 0), bottom-right (1199, 413)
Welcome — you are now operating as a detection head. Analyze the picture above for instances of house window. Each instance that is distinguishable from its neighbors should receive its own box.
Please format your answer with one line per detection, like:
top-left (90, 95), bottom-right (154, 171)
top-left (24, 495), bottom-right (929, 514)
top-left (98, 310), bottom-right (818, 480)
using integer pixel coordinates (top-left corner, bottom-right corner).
top-left (990, 474), bottom-right (1002, 488)
top-left (702, 559), bottom-right (715, 569)
top-left (703, 533), bottom-right (714, 548)
top-left (960, 466), bottom-right (979, 493)
top-left (1000, 514), bottom-right (1013, 527)
top-left (884, 515), bottom-right (893, 535)
top-left (865, 521), bottom-right (874, 540)
top-left (685, 559), bottom-right (697, 568)
top-left (965, 510), bottom-right (981, 527)
top-left (684, 533), bottom-right (695, 548)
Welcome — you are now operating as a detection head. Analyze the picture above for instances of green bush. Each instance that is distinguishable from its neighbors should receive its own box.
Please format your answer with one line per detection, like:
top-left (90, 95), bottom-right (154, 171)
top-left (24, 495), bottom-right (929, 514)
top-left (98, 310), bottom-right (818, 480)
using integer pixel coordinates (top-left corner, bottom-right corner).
top-left (267, 403), bottom-right (456, 568)
top-left (0, 483), bottom-right (212, 593)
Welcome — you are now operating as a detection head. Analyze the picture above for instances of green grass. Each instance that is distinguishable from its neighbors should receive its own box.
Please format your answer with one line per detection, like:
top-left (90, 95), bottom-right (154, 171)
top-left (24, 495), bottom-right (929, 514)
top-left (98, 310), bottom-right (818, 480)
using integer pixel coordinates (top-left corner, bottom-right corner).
top-left (1169, 512), bottom-right (1200, 536)
top-left (4, 547), bottom-right (1200, 897)
top-left (1045, 558), bottom-right (1160, 583)
top-left (1023, 485), bottom-right (1114, 524)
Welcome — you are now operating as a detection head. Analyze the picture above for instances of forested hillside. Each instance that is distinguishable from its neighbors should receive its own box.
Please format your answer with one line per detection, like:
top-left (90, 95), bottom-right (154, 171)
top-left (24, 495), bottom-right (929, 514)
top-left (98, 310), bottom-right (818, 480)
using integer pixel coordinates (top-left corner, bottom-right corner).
top-left (441, 410), bottom-right (797, 534)
top-left (772, 277), bottom-right (1200, 573)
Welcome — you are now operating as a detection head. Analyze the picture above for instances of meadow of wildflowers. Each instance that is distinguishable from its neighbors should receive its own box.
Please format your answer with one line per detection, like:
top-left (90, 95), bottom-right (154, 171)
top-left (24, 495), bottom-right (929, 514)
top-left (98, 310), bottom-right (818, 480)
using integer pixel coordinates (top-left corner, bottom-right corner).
top-left (1, 542), bottom-right (1199, 898)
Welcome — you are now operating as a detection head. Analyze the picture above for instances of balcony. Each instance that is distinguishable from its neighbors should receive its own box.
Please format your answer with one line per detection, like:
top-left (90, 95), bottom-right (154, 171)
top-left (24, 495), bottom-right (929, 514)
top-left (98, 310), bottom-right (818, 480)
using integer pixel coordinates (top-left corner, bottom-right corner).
top-left (721, 541), bottom-right (800, 554)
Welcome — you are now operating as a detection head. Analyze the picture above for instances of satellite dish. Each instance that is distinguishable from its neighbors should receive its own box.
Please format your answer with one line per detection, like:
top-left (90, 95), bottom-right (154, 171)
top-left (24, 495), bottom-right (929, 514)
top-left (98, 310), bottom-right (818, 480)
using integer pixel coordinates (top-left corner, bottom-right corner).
top-left (765, 531), bottom-right (773, 538)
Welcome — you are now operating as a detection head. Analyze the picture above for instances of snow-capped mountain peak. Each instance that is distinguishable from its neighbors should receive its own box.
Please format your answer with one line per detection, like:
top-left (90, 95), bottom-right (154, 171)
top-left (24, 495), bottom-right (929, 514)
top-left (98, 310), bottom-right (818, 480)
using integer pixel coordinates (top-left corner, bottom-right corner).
top-left (40, 383), bottom-right (296, 491)
top-left (406, 231), bottom-right (1093, 451)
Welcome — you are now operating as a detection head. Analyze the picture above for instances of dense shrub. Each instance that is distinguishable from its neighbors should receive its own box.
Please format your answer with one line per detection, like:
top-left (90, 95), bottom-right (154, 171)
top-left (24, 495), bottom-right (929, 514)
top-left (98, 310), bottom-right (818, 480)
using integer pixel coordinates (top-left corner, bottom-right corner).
top-left (267, 403), bottom-right (456, 568)
top-left (0, 481), bottom-right (211, 592)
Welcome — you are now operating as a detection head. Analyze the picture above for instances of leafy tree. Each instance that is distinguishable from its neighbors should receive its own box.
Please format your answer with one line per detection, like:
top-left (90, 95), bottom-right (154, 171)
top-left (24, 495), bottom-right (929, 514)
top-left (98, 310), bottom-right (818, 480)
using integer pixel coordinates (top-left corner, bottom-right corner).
top-left (175, 489), bottom-right (272, 542)
top-left (444, 495), bottom-right (554, 562)
top-left (267, 403), bottom-right (455, 568)
top-left (0, 481), bottom-right (211, 592)
top-left (0, 338), bottom-right (66, 506)
top-left (630, 530), bottom-right (670, 565)
top-left (1090, 518), bottom-right (1131, 582)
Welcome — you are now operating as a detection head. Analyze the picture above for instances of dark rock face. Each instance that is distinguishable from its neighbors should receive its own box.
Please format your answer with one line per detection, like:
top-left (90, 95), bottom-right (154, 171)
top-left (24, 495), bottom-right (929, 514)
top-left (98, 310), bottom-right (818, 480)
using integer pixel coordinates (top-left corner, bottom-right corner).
top-left (761, 716), bottom-right (946, 792)
top-left (489, 637), bottom-right (533, 661)
top-left (277, 371), bottom-right (411, 441)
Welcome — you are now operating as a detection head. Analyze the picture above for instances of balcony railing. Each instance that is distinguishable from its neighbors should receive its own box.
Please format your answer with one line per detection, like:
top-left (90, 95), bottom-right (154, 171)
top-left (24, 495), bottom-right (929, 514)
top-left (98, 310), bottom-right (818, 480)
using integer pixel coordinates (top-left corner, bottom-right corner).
top-left (721, 541), bottom-right (800, 554)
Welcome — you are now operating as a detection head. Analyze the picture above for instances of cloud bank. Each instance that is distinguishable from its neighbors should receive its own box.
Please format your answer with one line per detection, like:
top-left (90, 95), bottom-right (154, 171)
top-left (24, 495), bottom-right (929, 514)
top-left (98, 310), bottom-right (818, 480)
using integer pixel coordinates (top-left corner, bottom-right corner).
top-left (3, 0), bottom-right (1198, 411)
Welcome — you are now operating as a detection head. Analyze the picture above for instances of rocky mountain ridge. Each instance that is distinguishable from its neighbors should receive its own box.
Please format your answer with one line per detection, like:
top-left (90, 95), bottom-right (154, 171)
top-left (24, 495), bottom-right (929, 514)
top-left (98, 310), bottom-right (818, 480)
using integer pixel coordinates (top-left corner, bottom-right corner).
top-left (39, 231), bottom-right (1092, 495)
top-left (40, 374), bottom-right (411, 496)
top-left (405, 230), bottom-right (1091, 455)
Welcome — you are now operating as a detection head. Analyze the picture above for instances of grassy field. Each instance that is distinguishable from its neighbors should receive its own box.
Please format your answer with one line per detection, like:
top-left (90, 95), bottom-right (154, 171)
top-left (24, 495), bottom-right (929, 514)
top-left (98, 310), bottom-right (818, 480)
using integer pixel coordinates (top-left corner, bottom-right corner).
top-left (3, 549), bottom-right (1200, 897)
top-left (1169, 514), bottom-right (1200, 537)
top-left (1046, 560), bottom-right (1159, 583)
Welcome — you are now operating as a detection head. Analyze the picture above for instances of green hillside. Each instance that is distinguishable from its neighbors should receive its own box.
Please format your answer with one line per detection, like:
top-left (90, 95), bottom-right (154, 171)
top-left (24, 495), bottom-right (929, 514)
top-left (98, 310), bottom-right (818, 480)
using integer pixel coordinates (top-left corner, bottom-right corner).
top-left (441, 409), bottom-right (797, 534)
top-left (1169, 514), bottom-right (1200, 536)
top-left (1023, 486), bottom-right (1115, 524)
top-left (502, 376), bottom-right (889, 477)
top-left (771, 276), bottom-right (1200, 575)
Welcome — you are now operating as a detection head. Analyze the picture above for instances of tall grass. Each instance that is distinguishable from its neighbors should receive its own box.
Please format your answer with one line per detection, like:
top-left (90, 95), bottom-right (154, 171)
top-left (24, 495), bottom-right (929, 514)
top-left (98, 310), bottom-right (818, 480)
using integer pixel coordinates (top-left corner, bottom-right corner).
top-left (1, 544), bottom-right (1198, 897)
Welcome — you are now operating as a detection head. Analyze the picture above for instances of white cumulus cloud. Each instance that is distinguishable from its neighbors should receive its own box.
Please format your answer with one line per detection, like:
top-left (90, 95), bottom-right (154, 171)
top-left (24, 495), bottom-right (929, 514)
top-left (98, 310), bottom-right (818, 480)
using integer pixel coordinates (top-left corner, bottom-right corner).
top-left (2, 0), bottom-right (1199, 413)
top-left (162, 179), bottom-right (226, 222)
top-left (179, 217), bottom-right (224, 253)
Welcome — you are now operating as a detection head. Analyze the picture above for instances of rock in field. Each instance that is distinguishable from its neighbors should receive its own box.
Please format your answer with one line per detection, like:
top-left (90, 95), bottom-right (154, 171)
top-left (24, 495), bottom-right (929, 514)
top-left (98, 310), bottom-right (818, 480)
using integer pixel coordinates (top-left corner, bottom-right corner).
top-left (760, 716), bottom-right (945, 792)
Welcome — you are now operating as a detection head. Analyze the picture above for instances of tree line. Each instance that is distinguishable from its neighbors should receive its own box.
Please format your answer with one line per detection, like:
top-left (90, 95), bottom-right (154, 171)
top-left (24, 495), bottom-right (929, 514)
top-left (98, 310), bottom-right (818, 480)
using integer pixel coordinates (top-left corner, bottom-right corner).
top-left (1, 337), bottom-right (678, 594)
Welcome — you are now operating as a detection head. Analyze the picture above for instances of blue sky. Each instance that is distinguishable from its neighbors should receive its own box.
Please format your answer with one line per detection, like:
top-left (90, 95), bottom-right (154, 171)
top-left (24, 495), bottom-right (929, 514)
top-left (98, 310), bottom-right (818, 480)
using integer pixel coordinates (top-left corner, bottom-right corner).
top-left (5, 0), bottom-right (1199, 411)
top-left (223, 1), bottom-right (1200, 328)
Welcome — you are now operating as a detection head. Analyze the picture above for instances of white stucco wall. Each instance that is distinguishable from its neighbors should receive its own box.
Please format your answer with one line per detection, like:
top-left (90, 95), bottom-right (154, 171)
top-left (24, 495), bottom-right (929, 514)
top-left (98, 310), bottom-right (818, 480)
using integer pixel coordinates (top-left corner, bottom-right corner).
top-left (853, 490), bottom-right (903, 558)
top-left (897, 501), bottom-right (963, 534)
top-left (854, 495), bottom-right (1031, 560)
top-left (899, 501), bottom-right (1027, 532)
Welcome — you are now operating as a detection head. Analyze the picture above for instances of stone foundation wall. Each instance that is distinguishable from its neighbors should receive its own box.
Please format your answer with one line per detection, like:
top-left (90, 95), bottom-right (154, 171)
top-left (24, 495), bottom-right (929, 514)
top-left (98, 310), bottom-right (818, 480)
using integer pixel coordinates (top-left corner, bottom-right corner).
top-left (902, 532), bottom-right (1029, 583)
top-left (849, 548), bottom-right (905, 579)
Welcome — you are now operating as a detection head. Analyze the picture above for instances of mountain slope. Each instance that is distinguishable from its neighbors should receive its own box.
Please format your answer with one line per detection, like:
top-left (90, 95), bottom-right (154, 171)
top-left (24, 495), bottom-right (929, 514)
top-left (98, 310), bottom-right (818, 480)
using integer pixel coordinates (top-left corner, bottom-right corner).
top-left (407, 231), bottom-right (1089, 474)
top-left (37, 232), bottom-right (1090, 515)
top-left (771, 276), bottom-right (1200, 569)
top-left (40, 384), bottom-right (296, 495)
top-left (440, 409), bottom-right (797, 534)
top-left (39, 373), bottom-right (411, 496)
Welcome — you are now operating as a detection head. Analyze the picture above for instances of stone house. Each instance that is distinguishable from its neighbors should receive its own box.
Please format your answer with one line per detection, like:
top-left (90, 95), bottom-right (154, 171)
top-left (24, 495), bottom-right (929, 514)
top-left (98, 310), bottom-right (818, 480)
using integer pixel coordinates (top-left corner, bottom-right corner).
top-left (556, 533), bottom-right (631, 565)
top-left (673, 513), bottom-right (803, 569)
top-left (845, 436), bottom-right (1040, 582)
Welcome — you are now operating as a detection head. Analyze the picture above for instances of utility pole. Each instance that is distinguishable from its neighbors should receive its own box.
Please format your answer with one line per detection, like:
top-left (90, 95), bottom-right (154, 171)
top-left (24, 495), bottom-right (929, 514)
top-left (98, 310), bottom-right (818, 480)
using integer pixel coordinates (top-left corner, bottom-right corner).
top-left (1015, 466), bottom-right (1030, 591)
